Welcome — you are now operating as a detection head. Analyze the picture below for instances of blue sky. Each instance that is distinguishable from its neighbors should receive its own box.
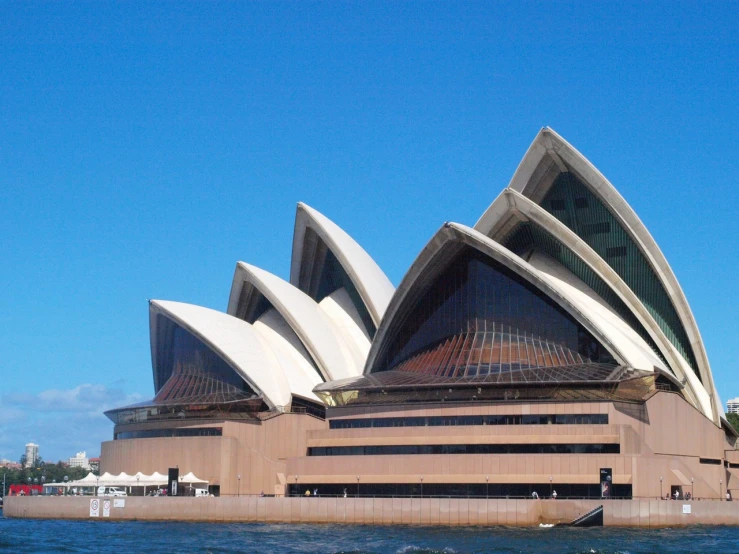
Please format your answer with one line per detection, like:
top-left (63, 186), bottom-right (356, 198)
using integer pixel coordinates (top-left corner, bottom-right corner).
top-left (1, 2), bottom-right (737, 462)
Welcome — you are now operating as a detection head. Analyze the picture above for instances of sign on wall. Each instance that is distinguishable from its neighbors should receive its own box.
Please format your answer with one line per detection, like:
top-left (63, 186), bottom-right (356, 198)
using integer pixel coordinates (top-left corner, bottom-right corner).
top-left (168, 467), bottom-right (179, 497)
top-left (683, 504), bottom-right (692, 514)
top-left (89, 498), bottom-right (100, 518)
top-left (113, 499), bottom-right (125, 508)
top-left (600, 468), bottom-right (613, 498)
top-left (103, 499), bottom-right (111, 518)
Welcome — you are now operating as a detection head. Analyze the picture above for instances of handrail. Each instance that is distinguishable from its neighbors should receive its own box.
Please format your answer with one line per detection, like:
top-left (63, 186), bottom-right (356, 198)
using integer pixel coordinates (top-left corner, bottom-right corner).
top-left (17, 492), bottom-right (731, 501)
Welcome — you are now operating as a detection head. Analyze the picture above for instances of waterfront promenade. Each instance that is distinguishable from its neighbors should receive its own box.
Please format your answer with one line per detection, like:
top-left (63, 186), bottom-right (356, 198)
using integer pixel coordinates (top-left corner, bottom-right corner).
top-left (6, 496), bottom-right (739, 527)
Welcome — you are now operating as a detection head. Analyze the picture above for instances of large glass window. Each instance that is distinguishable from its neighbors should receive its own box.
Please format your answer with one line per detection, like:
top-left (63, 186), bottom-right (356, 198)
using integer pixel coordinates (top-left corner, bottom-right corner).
top-left (329, 413), bottom-right (608, 429)
top-left (539, 171), bottom-right (700, 380)
top-left (154, 315), bottom-right (254, 396)
top-left (114, 427), bottom-right (223, 440)
top-left (372, 247), bottom-right (615, 376)
top-left (287, 482), bottom-right (631, 499)
top-left (308, 443), bottom-right (620, 456)
top-left (301, 228), bottom-right (377, 338)
top-left (502, 221), bottom-right (667, 367)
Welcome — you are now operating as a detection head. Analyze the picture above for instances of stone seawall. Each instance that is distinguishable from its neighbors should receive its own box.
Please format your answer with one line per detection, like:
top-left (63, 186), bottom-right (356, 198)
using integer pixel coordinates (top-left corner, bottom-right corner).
top-left (5, 496), bottom-right (739, 527)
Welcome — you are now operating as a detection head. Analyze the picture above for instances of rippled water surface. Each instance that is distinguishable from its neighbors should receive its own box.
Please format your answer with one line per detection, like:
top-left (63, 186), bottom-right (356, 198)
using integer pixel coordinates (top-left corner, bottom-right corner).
top-left (2, 510), bottom-right (738, 553)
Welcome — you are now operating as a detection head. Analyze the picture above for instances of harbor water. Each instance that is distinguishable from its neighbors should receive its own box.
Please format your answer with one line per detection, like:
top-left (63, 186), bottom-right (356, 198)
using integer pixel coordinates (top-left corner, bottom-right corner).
top-left (2, 509), bottom-right (739, 553)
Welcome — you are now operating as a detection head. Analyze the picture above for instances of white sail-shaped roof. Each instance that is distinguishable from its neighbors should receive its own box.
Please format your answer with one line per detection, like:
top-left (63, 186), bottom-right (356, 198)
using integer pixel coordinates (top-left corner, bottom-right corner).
top-left (365, 222), bottom-right (644, 375)
top-left (227, 263), bottom-right (363, 381)
top-left (475, 189), bottom-right (711, 417)
top-left (251, 308), bottom-right (323, 402)
top-left (475, 128), bottom-right (718, 422)
top-left (149, 300), bottom-right (293, 408)
top-left (290, 202), bottom-right (395, 328)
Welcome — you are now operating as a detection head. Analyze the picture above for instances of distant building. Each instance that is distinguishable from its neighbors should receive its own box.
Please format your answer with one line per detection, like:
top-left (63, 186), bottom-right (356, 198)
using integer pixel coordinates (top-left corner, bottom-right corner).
top-left (727, 398), bottom-right (739, 414)
top-left (67, 451), bottom-right (90, 470)
top-left (0, 459), bottom-right (21, 469)
top-left (24, 443), bottom-right (38, 468)
top-left (88, 457), bottom-right (100, 473)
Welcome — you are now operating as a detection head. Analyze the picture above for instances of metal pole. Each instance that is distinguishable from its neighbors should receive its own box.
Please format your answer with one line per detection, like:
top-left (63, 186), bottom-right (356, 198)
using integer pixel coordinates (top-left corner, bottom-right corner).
top-left (660, 477), bottom-right (663, 499)
top-left (356, 476), bottom-right (360, 498)
top-left (486, 476), bottom-right (489, 499)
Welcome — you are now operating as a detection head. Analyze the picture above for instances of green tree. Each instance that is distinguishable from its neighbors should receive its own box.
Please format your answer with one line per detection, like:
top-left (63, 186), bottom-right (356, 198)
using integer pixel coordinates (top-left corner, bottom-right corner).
top-left (1, 460), bottom-right (92, 496)
top-left (727, 412), bottom-right (739, 431)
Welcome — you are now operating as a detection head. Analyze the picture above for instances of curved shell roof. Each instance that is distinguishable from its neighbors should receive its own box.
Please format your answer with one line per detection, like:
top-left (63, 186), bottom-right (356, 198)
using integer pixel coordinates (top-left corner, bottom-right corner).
top-left (475, 128), bottom-right (717, 421)
top-left (290, 202), bottom-right (395, 327)
top-left (133, 127), bottom-right (718, 426)
top-left (474, 188), bottom-right (711, 417)
top-left (365, 222), bottom-right (642, 376)
top-left (227, 262), bottom-right (362, 381)
top-left (149, 300), bottom-right (294, 408)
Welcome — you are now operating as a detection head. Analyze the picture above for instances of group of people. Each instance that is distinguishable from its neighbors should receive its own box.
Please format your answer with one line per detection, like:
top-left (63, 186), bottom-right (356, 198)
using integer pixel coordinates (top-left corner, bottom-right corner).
top-left (303, 488), bottom-right (349, 497)
top-left (531, 490), bottom-right (556, 499)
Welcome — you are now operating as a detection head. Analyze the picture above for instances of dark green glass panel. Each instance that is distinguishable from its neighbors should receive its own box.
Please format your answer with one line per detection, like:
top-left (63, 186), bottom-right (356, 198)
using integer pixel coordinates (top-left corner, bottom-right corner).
top-left (373, 246), bottom-right (615, 373)
top-left (154, 315), bottom-right (255, 395)
top-left (315, 248), bottom-right (377, 338)
top-left (538, 172), bottom-right (700, 380)
top-left (502, 221), bottom-right (668, 369)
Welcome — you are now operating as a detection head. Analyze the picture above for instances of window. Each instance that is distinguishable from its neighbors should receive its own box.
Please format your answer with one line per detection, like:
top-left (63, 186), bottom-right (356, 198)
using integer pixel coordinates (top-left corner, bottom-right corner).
top-left (308, 443), bottom-right (619, 456)
top-left (329, 414), bottom-right (607, 429)
top-left (286, 482), bottom-right (631, 499)
top-left (115, 427), bottom-right (223, 440)
top-left (372, 247), bottom-right (615, 376)
top-left (699, 458), bottom-right (722, 465)
top-left (539, 171), bottom-right (701, 380)
top-left (574, 197), bottom-right (588, 209)
top-left (581, 222), bottom-right (610, 236)
top-left (550, 199), bottom-right (567, 210)
top-left (606, 246), bottom-right (627, 258)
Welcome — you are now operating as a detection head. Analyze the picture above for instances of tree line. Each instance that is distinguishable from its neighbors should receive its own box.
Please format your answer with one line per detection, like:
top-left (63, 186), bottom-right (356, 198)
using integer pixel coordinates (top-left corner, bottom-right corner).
top-left (1, 456), bottom-right (96, 496)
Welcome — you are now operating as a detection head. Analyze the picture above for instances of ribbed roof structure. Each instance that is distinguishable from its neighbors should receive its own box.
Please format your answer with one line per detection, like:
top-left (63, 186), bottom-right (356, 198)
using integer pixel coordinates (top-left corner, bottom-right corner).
top-left (109, 128), bottom-right (720, 427)
top-left (108, 206), bottom-right (393, 419)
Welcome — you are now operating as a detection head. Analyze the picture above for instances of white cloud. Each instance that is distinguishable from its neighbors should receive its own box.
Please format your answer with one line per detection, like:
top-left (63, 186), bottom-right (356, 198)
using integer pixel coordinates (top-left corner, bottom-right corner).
top-left (0, 384), bottom-right (145, 463)
top-left (4, 383), bottom-right (143, 414)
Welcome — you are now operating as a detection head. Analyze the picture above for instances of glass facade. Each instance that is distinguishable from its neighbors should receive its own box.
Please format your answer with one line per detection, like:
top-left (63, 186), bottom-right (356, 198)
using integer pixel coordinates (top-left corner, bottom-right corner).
top-left (288, 482), bottom-right (632, 499)
top-left (301, 228), bottom-right (376, 338)
top-left (114, 427), bottom-right (223, 440)
top-left (154, 315), bottom-right (255, 397)
top-left (308, 443), bottom-right (620, 456)
top-left (329, 413), bottom-right (608, 429)
top-left (502, 220), bottom-right (667, 367)
top-left (373, 246), bottom-right (615, 375)
top-left (538, 171), bottom-right (700, 380)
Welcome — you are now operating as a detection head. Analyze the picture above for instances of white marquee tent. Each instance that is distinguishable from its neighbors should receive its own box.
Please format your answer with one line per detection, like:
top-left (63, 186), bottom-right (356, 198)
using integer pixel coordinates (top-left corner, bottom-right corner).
top-left (44, 471), bottom-right (208, 494)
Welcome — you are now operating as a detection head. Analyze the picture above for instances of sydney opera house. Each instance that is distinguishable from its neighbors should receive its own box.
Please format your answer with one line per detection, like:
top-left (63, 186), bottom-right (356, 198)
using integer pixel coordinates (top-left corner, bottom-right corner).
top-left (102, 128), bottom-right (738, 501)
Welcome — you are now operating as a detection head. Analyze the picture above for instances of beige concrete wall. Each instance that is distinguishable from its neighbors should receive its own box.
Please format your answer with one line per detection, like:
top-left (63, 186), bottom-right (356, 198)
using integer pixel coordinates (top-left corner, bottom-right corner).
top-left (288, 392), bottom-right (737, 499)
top-left (100, 392), bottom-right (738, 501)
top-left (7, 495), bottom-right (739, 527)
top-left (102, 413), bottom-right (327, 497)
top-left (101, 435), bottom-right (238, 489)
